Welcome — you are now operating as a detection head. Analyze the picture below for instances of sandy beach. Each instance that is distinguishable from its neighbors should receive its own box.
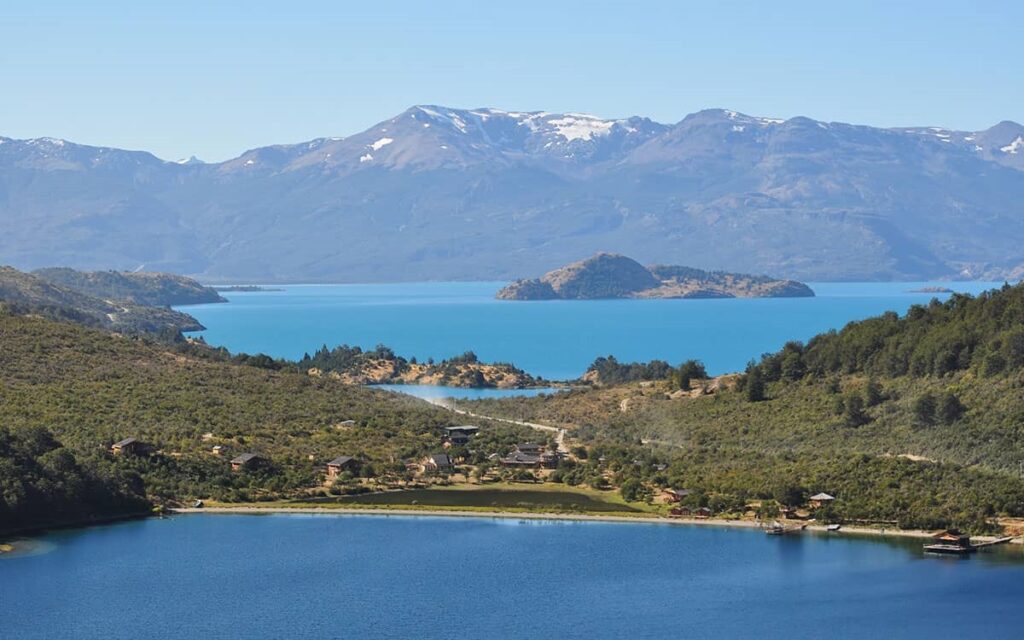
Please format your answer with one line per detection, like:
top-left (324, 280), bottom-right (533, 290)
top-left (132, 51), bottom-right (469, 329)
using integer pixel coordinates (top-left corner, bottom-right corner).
top-left (169, 505), bottom-right (1020, 544)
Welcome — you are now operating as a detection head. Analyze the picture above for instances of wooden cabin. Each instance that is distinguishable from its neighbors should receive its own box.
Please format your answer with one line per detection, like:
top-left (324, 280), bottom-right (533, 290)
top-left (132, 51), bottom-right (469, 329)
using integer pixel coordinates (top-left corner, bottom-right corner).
top-left (500, 443), bottom-right (558, 469)
top-left (662, 488), bottom-right (691, 503)
top-left (231, 452), bottom-right (261, 472)
top-left (515, 442), bottom-right (543, 455)
top-left (809, 492), bottom-right (836, 509)
top-left (326, 456), bottom-right (357, 478)
top-left (444, 426), bottom-right (479, 446)
top-left (669, 506), bottom-right (691, 518)
top-left (111, 438), bottom-right (143, 456)
top-left (423, 453), bottom-right (454, 474)
top-left (694, 507), bottom-right (713, 519)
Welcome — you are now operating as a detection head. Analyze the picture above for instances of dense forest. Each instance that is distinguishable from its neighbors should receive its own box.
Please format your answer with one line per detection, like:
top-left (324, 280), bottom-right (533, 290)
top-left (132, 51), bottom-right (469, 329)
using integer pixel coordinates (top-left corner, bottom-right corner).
top-left (0, 426), bottom-right (150, 534)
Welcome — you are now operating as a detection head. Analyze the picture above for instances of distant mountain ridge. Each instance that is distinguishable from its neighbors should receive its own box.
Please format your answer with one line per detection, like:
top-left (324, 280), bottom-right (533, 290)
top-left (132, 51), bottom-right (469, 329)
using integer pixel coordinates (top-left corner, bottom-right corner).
top-left (2, 106), bottom-right (1024, 282)
top-left (496, 253), bottom-right (814, 300)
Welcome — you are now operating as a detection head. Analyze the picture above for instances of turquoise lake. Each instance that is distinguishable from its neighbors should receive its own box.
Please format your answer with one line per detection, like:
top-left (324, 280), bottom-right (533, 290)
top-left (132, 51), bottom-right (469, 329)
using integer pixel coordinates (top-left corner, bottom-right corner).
top-left (3, 514), bottom-right (1024, 639)
top-left (183, 281), bottom-right (1001, 382)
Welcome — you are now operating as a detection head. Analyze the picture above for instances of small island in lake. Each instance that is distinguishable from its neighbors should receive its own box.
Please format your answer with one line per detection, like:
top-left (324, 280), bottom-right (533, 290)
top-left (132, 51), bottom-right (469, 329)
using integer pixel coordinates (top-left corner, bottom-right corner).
top-left (908, 286), bottom-right (954, 294)
top-left (496, 253), bottom-right (814, 300)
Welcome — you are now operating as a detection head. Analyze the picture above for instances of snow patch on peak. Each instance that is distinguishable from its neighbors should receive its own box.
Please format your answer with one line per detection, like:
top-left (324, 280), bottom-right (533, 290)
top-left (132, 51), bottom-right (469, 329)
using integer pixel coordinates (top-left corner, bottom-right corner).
top-left (359, 153), bottom-right (373, 163)
top-left (545, 115), bottom-right (616, 142)
top-left (175, 155), bottom-right (204, 165)
top-left (31, 137), bottom-right (66, 147)
top-left (370, 137), bottom-right (394, 151)
top-left (415, 106), bottom-right (468, 133)
top-left (1001, 136), bottom-right (1024, 155)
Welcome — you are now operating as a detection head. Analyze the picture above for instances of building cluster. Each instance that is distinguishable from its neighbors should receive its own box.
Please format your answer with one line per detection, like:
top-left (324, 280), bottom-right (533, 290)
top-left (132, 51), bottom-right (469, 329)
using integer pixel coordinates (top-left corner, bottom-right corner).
top-left (498, 442), bottom-right (560, 469)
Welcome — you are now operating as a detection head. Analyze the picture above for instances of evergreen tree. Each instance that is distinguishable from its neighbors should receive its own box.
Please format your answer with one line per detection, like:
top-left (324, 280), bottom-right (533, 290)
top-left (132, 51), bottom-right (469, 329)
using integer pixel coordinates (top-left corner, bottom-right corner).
top-left (746, 366), bottom-right (766, 402)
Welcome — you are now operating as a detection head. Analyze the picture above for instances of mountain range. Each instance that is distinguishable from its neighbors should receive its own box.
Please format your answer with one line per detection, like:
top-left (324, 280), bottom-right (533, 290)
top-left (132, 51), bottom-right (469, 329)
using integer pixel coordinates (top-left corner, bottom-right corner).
top-left (3, 106), bottom-right (1024, 282)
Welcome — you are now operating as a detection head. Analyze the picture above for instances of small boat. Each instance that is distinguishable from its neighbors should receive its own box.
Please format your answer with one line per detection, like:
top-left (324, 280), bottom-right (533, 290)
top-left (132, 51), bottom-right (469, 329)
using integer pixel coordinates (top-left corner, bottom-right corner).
top-left (192, 499), bottom-right (204, 508)
top-left (826, 524), bottom-right (842, 532)
top-left (766, 521), bottom-right (807, 536)
top-left (923, 543), bottom-right (976, 555)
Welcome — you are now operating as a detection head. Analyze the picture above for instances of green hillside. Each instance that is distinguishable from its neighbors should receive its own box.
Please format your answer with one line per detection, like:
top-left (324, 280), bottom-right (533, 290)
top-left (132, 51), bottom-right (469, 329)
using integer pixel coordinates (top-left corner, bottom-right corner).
top-left (463, 284), bottom-right (1024, 532)
top-left (0, 311), bottom-right (535, 534)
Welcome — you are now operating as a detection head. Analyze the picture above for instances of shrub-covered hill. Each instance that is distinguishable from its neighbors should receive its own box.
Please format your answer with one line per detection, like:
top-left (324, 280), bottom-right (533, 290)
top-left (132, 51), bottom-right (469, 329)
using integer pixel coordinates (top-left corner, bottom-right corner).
top-left (749, 283), bottom-right (1024, 379)
top-left (0, 266), bottom-right (206, 333)
top-left (462, 284), bottom-right (1024, 531)
top-left (32, 267), bottom-right (225, 307)
top-left (0, 311), bottom-right (536, 531)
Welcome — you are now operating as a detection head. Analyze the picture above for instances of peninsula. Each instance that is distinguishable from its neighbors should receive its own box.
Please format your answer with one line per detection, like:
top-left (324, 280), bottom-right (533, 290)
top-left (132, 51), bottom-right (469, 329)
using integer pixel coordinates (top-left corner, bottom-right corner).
top-left (0, 265), bottom-right (222, 333)
top-left (496, 253), bottom-right (814, 300)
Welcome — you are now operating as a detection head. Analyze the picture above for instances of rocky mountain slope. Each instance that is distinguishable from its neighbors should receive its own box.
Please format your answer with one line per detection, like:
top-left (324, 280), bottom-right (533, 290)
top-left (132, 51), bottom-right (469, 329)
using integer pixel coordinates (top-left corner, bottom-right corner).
top-left (0, 266), bottom-right (213, 332)
top-left (32, 267), bottom-right (224, 306)
top-left (3, 106), bottom-right (1024, 281)
top-left (496, 253), bottom-right (813, 300)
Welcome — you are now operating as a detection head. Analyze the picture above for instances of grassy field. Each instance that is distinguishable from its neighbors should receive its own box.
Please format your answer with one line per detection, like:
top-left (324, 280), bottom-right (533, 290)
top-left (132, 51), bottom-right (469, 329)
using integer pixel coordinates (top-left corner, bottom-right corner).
top-left (211, 483), bottom-right (651, 515)
top-left (338, 487), bottom-right (639, 512)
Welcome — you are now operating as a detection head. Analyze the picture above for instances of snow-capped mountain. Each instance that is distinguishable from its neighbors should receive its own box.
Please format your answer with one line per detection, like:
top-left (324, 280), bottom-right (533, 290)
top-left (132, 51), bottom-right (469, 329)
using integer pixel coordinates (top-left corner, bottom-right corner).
top-left (1, 105), bottom-right (1023, 282)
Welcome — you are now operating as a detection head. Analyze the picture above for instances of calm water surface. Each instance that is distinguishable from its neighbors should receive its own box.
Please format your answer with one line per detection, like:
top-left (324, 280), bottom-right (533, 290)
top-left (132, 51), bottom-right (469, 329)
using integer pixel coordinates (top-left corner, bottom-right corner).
top-left (183, 281), bottom-right (1001, 380)
top-left (3, 514), bottom-right (1023, 639)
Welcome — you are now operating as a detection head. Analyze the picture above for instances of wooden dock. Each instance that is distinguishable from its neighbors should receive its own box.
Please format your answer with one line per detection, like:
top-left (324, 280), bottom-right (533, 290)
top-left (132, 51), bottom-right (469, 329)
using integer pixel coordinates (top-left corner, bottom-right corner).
top-left (971, 536), bottom-right (1015, 549)
top-left (924, 536), bottom-right (1015, 555)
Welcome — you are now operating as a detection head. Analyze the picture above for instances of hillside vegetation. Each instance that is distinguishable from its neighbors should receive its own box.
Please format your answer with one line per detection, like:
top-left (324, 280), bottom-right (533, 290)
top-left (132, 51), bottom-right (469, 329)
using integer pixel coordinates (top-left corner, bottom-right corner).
top-left (33, 267), bottom-right (225, 306)
top-left (0, 311), bottom-right (536, 533)
top-left (299, 344), bottom-right (544, 388)
top-left (464, 284), bottom-right (1024, 531)
top-left (0, 266), bottom-right (208, 333)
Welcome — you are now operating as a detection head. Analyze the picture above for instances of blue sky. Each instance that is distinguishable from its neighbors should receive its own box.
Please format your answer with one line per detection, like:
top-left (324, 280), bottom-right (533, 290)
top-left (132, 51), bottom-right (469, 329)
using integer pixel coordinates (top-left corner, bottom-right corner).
top-left (2, 0), bottom-right (1021, 161)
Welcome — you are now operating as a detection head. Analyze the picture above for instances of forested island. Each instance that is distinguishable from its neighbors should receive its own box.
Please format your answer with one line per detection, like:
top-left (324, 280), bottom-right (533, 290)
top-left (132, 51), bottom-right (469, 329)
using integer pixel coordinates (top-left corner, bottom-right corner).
top-left (496, 253), bottom-right (814, 300)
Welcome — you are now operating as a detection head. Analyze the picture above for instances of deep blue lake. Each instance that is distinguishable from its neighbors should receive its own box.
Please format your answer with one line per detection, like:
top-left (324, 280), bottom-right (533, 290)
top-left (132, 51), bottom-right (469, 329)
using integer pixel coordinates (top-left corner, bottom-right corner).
top-left (3, 514), bottom-right (1024, 639)
top-left (183, 281), bottom-right (1001, 381)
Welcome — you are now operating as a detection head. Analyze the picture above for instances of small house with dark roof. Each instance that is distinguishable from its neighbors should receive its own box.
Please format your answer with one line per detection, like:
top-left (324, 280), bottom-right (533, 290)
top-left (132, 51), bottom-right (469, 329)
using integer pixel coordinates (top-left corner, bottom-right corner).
top-left (423, 453), bottom-right (454, 474)
top-left (326, 456), bottom-right (358, 478)
top-left (694, 507), bottom-right (713, 519)
top-left (502, 451), bottom-right (543, 468)
top-left (111, 438), bottom-right (143, 456)
top-left (501, 443), bottom-right (558, 469)
top-left (515, 442), bottom-right (543, 455)
top-left (444, 425), bottom-right (480, 447)
top-left (809, 492), bottom-right (836, 509)
top-left (231, 453), bottom-right (261, 472)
